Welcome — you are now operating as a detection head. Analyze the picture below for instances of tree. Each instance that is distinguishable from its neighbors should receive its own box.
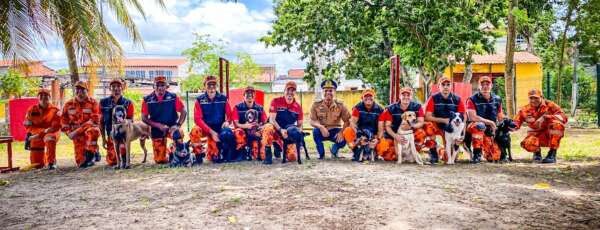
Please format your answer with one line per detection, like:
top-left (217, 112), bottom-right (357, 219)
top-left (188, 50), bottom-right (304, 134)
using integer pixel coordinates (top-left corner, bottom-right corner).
top-left (0, 0), bottom-right (166, 85)
top-left (505, 0), bottom-right (518, 117)
top-left (231, 52), bottom-right (261, 87)
top-left (262, 0), bottom-right (505, 103)
top-left (0, 69), bottom-right (39, 98)
top-left (182, 33), bottom-right (225, 76)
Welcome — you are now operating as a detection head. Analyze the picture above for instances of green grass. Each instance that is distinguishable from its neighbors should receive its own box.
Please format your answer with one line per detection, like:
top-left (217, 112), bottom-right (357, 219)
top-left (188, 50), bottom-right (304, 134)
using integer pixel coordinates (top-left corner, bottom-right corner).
top-left (1, 129), bottom-right (599, 168)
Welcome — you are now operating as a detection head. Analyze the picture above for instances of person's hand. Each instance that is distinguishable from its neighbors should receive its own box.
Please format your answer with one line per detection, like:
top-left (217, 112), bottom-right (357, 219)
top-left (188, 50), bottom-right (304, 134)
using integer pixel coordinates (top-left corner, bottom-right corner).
top-left (400, 122), bottom-right (411, 130)
top-left (158, 124), bottom-right (169, 134)
top-left (395, 135), bottom-right (407, 145)
top-left (320, 127), bottom-right (329, 137)
top-left (525, 116), bottom-right (535, 123)
top-left (68, 131), bottom-right (78, 140)
top-left (443, 118), bottom-right (450, 124)
top-left (28, 134), bottom-right (39, 141)
top-left (222, 121), bottom-right (231, 128)
top-left (487, 120), bottom-right (497, 131)
top-left (281, 129), bottom-right (289, 139)
top-left (210, 130), bottom-right (220, 142)
top-left (335, 132), bottom-right (344, 143)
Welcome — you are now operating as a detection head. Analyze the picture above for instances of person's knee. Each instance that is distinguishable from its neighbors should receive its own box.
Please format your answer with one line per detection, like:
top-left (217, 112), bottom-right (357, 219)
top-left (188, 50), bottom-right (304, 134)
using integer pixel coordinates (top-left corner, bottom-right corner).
top-left (521, 135), bottom-right (540, 152)
top-left (312, 127), bottom-right (323, 139)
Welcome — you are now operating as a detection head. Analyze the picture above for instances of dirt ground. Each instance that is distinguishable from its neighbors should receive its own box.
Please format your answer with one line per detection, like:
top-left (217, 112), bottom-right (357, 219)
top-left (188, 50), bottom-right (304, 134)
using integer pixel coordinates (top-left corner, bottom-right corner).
top-left (1, 129), bottom-right (600, 229)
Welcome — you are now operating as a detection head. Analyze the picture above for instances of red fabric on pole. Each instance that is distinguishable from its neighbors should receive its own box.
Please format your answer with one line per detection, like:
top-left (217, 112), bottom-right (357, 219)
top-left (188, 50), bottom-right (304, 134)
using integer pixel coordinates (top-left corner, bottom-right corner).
top-left (430, 82), bottom-right (473, 100)
top-left (9, 98), bottom-right (39, 141)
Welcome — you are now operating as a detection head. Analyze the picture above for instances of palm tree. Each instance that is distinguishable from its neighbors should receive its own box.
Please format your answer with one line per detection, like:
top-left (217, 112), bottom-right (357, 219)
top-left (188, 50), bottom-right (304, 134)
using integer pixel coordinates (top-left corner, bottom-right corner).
top-left (0, 0), bottom-right (165, 84)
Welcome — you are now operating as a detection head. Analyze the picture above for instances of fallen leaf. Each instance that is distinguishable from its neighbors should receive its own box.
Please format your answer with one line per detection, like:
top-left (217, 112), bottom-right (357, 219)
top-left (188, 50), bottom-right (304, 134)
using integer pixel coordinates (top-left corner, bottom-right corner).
top-left (534, 182), bottom-right (551, 190)
top-left (228, 216), bottom-right (237, 224)
top-left (0, 180), bottom-right (9, 186)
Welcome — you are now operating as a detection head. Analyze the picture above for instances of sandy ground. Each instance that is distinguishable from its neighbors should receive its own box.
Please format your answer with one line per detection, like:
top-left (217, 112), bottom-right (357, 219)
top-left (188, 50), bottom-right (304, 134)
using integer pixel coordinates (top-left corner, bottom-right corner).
top-left (1, 155), bottom-right (599, 229)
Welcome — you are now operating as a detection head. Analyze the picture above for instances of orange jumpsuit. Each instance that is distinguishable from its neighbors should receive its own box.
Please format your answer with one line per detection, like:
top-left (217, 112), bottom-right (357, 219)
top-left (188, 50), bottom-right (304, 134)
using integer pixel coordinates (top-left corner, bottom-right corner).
top-left (61, 97), bottom-right (101, 166)
top-left (24, 104), bottom-right (61, 168)
top-left (514, 99), bottom-right (567, 153)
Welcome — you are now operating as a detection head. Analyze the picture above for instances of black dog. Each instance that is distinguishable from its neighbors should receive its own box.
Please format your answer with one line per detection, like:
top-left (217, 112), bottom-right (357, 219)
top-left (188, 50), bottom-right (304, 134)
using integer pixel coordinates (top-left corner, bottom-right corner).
top-left (495, 118), bottom-right (517, 162)
top-left (170, 141), bottom-right (192, 167)
top-left (281, 132), bottom-right (311, 164)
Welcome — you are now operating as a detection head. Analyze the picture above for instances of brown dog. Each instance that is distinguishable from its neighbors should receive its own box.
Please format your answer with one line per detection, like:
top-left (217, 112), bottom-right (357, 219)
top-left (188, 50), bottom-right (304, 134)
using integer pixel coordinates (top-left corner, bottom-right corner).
top-left (111, 105), bottom-right (150, 169)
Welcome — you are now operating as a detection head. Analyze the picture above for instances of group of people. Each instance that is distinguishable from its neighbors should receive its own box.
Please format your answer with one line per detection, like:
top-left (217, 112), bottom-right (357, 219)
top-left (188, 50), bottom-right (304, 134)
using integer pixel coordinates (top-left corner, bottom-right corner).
top-left (23, 74), bottom-right (568, 170)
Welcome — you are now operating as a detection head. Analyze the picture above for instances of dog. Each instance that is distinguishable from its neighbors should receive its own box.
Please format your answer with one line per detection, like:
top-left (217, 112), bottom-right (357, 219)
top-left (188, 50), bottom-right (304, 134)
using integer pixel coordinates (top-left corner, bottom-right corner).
top-left (170, 141), bottom-right (193, 167)
top-left (353, 129), bottom-right (377, 162)
top-left (445, 112), bottom-right (466, 165)
top-left (495, 118), bottom-right (517, 162)
top-left (111, 105), bottom-right (150, 169)
top-left (395, 111), bottom-right (424, 165)
top-left (287, 132), bottom-right (311, 164)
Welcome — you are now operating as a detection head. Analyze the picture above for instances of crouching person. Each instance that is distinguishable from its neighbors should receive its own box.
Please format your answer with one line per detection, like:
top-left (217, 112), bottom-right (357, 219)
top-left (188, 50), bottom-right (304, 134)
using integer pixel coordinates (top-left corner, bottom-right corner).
top-left (193, 75), bottom-right (235, 163)
top-left (23, 88), bottom-right (61, 170)
top-left (262, 81), bottom-right (304, 164)
top-left (466, 76), bottom-right (503, 163)
top-left (232, 86), bottom-right (268, 161)
top-left (377, 87), bottom-right (427, 162)
top-left (513, 89), bottom-right (567, 163)
top-left (342, 89), bottom-right (383, 162)
top-left (61, 81), bottom-right (101, 168)
top-left (142, 76), bottom-right (187, 165)
top-left (310, 80), bottom-right (351, 159)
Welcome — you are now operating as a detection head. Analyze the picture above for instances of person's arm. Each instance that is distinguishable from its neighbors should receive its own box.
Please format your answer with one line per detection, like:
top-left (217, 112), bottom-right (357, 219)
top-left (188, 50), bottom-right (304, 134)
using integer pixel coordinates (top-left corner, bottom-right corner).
top-left (126, 103), bottom-right (135, 120)
top-left (222, 100), bottom-right (233, 128)
top-left (174, 96), bottom-right (187, 127)
top-left (466, 99), bottom-right (494, 126)
top-left (193, 100), bottom-right (212, 133)
top-left (309, 103), bottom-right (326, 129)
top-left (91, 101), bottom-right (101, 125)
top-left (350, 107), bottom-right (359, 131)
top-left (413, 107), bottom-right (425, 129)
top-left (548, 102), bottom-right (568, 123)
top-left (60, 104), bottom-right (72, 133)
top-left (269, 112), bottom-right (282, 131)
top-left (497, 104), bottom-right (504, 121)
top-left (341, 104), bottom-right (351, 129)
top-left (232, 106), bottom-right (250, 129)
top-left (424, 97), bottom-right (449, 124)
top-left (296, 104), bottom-right (304, 129)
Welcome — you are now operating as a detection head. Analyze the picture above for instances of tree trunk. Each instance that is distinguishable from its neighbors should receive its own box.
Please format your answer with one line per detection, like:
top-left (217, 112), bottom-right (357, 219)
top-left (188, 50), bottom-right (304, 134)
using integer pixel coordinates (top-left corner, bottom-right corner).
top-left (62, 34), bottom-right (79, 87)
top-left (526, 34), bottom-right (535, 55)
top-left (463, 54), bottom-right (473, 83)
top-left (556, 1), bottom-right (577, 106)
top-left (505, 0), bottom-right (518, 117)
top-left (571, 45), bottom-right (578, 117)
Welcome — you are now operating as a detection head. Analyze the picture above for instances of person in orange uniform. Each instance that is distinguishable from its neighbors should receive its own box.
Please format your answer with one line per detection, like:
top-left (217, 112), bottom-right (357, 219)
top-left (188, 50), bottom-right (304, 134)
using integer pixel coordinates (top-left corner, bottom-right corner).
top-left (424, 76), bottom-right (467, 165)
top-left (342, 89), bottom-right (384, 162)
top-left (61, 81), bottom-right (101, 168)
top-left (232, 86), bottom-right (268, 161)
top-left (377, 87), bottom-right (428, 161)
top-left (513, 89), bottom-right (567, 163)
top-left (465, 76), bottom-right (504, 163)
top-left (100, 79), bottom-right (135, 167)
top-left (23, 88), bottom-right (61, 170)
top-left (142, 76), bottom-right (187, 164)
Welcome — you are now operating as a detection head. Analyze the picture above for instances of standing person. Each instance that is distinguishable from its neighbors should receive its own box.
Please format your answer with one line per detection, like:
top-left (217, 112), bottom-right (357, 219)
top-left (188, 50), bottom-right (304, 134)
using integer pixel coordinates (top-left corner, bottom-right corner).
top-left (142, 76), bottom-right (187, 164)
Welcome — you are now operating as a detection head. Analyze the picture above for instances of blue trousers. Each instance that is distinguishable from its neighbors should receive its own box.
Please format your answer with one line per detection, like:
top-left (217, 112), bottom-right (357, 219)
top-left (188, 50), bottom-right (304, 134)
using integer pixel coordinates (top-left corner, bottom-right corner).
top-left (313, 127), bottom-right (346, 158)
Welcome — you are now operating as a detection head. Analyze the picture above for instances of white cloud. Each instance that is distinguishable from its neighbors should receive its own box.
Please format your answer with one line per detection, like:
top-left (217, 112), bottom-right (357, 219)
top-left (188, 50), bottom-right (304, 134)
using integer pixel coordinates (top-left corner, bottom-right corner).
top-left (35, 0), bottom-right (305, 76)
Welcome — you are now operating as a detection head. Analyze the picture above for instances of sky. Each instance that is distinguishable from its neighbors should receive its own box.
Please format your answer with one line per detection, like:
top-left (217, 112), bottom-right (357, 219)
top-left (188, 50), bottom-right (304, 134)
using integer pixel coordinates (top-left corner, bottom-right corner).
top-left (36, 0), bottom-right (305, 76)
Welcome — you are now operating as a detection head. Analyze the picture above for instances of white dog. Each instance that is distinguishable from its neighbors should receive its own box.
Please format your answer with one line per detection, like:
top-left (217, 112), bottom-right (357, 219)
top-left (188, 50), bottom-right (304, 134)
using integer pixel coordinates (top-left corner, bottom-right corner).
top-left (395, 111), bottom-right (423, 165)
top-left (445, 112), bottom-right (466, 164)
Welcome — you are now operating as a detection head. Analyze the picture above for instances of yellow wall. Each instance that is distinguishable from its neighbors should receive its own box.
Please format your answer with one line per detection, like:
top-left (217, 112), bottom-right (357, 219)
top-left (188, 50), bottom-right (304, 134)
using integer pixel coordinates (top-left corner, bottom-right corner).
top-left (444, 62), bottom-right (543, 108)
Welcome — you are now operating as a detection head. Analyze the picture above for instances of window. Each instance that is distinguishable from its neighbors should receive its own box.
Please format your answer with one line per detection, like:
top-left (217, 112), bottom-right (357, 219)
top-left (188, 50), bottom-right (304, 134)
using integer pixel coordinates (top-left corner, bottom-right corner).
top-left (166, 70), bottom-right (173, 81)
top-left (149, 70), bottom-right (155, 79)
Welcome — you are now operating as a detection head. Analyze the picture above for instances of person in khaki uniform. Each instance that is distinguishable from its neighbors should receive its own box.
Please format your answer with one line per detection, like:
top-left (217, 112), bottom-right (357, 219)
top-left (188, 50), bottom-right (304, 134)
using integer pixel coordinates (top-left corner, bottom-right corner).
top-left (310, 79), bottom-right (351, 159)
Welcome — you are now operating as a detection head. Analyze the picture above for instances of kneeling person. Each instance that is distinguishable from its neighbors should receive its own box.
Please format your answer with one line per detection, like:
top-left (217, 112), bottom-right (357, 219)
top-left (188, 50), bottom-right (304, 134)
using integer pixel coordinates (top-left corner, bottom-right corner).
top-left (24, 88), bottom-right (61, 170)
top-left (310, 80), bottom-right (351, 159)
top-left (232, 86), bottom-right (268, 161)
top-left (342, 89), bottom-right (383, 162)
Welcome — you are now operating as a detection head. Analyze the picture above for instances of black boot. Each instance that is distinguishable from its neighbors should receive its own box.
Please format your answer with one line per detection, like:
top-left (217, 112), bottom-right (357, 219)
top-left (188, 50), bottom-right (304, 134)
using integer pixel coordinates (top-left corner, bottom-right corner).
top-left (429, 148), bottom-right (439, 165)
top-left (263, 146), bottom-right (273, 165)
top-left (193, 154), bottom-right (204, 165)
top-left (281, 144), bottom-right (288, 164)
top-left (533, 151), bottom-right (542, 162)
top-left (80, 151), bottom-right (94, 168)
top-left (121, 154), bottom-right (129, 169)
top-left (48, 163), bottom-right (56, 170)
top-left (472, 148), bottom-right (482, 164)
top-left (94, 151), bottom-right (101, 162)
top-left (542, 149), bottom-right (557, 163)
top-left (499, 149), bottom-right (508, 163)
top-left (273, 146), bottom-right (281, 159)
top-left (352, 147), bottom-right (361, 162)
